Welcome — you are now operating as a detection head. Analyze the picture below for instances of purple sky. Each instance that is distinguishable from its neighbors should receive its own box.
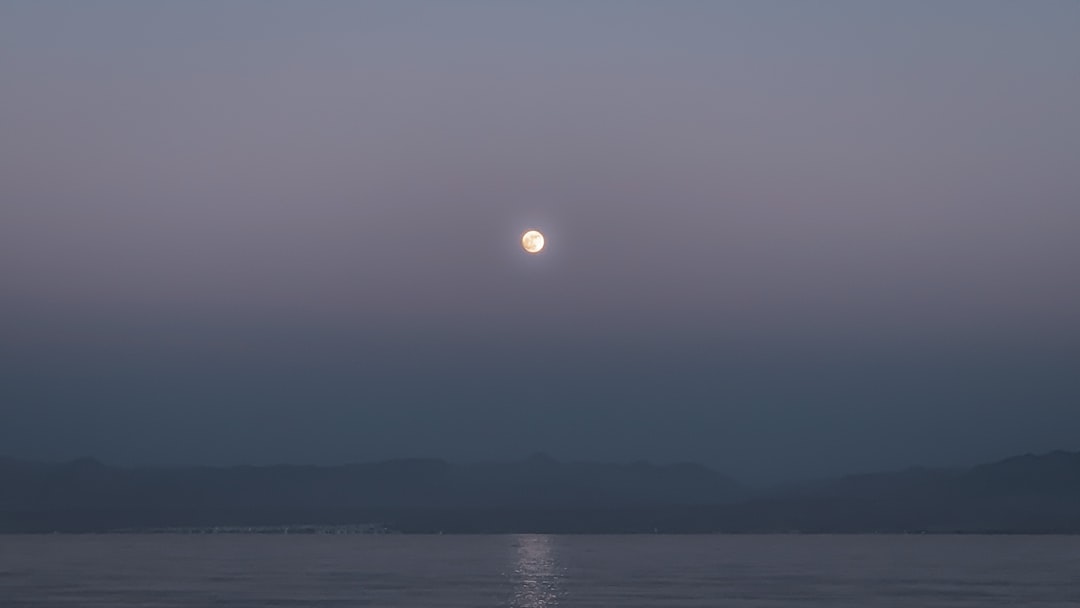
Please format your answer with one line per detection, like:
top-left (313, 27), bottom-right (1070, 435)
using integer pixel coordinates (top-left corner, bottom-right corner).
top-left (2, 1), bottom-right (1079, 481)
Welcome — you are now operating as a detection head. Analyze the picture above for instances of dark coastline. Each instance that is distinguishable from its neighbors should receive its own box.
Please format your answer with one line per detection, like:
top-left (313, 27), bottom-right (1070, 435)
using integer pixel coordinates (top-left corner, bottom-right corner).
top-left (6, 505), bottom-right (1080, 535)
top-left (4, 450), bottom-right (1080, 534)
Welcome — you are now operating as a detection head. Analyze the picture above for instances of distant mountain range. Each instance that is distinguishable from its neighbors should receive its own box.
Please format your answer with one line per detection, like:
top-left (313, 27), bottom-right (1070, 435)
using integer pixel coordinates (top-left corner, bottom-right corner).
top-left (2, 450), bottom-right (1079, 533)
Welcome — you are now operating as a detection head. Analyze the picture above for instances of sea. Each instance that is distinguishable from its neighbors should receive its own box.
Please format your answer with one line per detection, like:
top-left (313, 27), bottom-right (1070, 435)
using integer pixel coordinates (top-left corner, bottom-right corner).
top-left (2, 534), bottom-right (1079, 607)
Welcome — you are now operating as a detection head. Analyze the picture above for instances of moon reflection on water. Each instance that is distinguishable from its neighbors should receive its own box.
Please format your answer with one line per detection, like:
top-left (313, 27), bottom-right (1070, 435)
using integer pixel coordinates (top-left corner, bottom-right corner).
top-left (511, 535), bottom-right (562, 607)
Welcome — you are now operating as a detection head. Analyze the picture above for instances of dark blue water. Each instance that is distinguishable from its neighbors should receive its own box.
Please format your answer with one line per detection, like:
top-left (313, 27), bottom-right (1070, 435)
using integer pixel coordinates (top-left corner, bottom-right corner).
top-left (2, 534), bottom-right (1079, 607)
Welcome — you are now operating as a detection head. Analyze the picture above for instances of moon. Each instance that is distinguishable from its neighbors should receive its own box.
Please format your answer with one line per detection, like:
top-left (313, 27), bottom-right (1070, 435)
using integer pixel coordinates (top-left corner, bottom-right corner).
top-left (521, 229), bottom-right (545, 254)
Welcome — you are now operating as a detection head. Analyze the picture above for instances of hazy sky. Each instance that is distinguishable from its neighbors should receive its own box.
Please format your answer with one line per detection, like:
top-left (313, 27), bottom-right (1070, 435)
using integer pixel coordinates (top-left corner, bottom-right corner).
top-left (2, 1), bottom-right (1079, 481)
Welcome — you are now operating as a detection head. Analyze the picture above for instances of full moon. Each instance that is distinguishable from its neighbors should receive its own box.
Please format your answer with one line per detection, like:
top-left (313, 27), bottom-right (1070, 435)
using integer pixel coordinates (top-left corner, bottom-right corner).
top-left (521, 229), bottom-right (545, 254)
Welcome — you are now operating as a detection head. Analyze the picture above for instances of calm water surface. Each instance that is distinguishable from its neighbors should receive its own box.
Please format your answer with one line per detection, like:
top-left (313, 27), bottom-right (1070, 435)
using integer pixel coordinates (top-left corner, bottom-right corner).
top-left (2, 534), bottom-right (1079, 607)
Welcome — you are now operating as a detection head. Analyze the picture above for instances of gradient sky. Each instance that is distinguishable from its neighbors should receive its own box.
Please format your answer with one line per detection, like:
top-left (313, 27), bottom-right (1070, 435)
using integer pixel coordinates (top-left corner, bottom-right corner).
top-left (2, 1), bottom-right (1079, 481)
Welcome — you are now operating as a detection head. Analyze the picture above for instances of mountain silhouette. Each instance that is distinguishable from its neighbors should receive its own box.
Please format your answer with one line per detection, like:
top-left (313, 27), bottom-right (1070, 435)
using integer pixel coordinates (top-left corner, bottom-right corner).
top-left (0, 454), bottom-right (743, 532)
top-left (2, 451), bottom-right (1079, 533)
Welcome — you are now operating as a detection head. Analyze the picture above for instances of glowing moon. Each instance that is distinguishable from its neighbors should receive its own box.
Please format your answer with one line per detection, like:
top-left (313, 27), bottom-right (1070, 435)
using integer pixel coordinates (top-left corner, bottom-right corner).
top-left (521, 229), bottom-right (545, 254)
